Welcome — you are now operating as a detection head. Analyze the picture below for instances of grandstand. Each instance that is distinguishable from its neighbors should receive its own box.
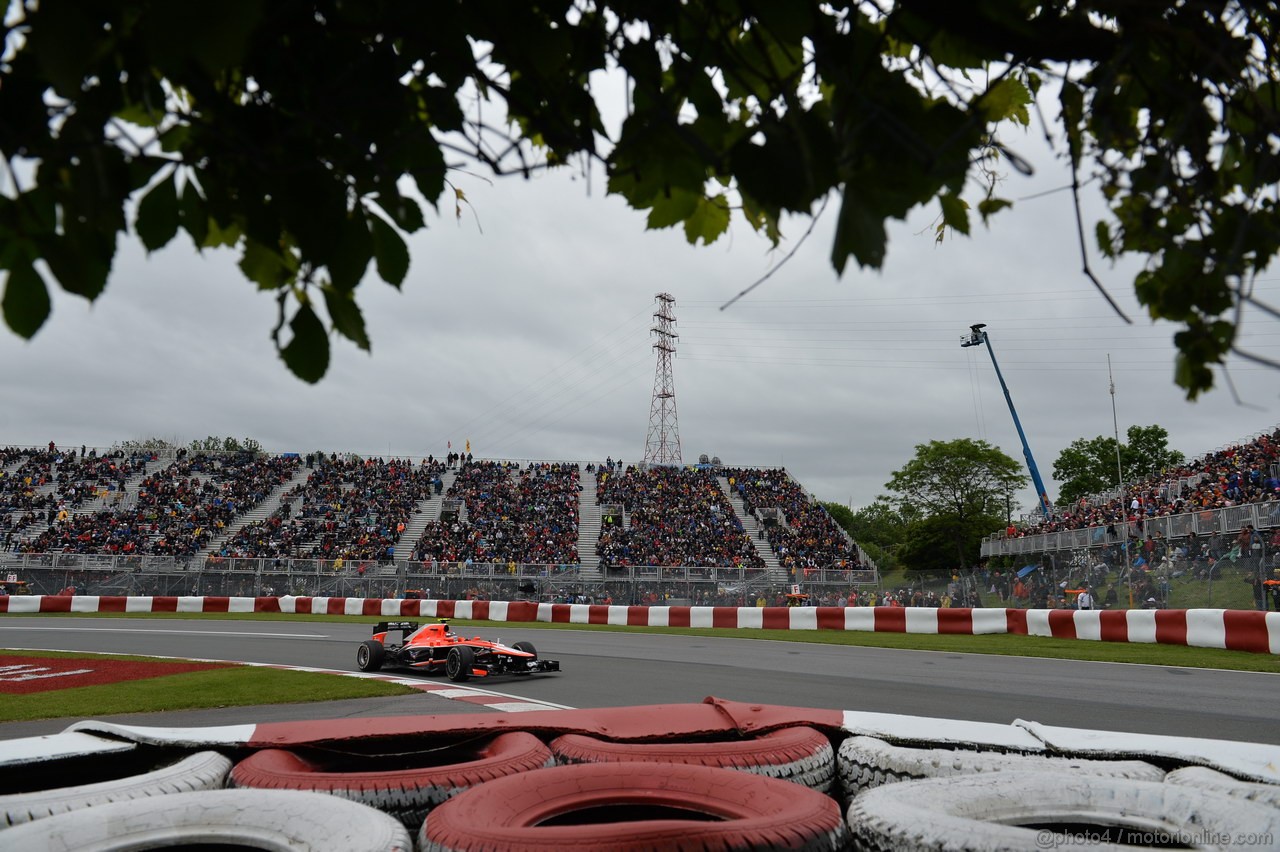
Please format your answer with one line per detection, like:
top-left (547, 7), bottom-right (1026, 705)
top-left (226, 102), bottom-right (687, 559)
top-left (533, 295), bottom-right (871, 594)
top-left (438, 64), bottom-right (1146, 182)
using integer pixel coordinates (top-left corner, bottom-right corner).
top-left (979, 426), bottom-right (1280, 611)
top-left (0, 445), bottom-right (877, 605)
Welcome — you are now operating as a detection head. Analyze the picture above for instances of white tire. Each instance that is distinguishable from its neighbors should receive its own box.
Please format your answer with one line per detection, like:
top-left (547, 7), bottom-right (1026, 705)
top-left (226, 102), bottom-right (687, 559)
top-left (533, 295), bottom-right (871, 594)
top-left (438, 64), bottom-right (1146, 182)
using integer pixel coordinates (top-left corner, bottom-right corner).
top-left (847, 771), bottom-right (1280, 851)
top-left (1, 750), bottom-right (232, 828)
top-left (838, 735), bottom-right (1163, 798)
top-left (1166, 766), bottom-right (1280, 809)
top-left (0, 788), bottom-right (413, 851)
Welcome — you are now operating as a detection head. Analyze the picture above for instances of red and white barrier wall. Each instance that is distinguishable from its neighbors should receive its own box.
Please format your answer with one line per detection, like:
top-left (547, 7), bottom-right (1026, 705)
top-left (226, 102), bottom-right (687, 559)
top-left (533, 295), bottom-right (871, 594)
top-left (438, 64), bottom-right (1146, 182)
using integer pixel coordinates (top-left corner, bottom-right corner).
top-left (3, 596), bottom-right (1278, 654)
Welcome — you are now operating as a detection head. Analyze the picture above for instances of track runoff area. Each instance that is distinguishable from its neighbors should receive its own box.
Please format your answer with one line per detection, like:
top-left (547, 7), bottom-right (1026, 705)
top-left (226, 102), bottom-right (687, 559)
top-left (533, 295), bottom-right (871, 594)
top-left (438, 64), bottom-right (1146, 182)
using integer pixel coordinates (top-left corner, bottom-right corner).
top-left (1, 596), bottom-right (1279, 848)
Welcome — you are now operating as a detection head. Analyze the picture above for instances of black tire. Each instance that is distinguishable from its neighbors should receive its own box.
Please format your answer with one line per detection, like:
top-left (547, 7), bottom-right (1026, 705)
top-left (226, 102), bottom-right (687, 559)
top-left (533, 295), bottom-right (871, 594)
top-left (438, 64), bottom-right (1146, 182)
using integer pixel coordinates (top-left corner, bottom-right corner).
top-left (512, 641), bottom-right (537, 659)
top-left (230, 732), bottom-right (553, 829)
top-left (357, 639), bottom-right (386, 672)
top-left (445, 645), bottom-right (475, 682)
top-left (1, 750), bottom-right (232, 829)
top-left (0, 788), bottom-right (413, 851)
top-left (847, 771), bottom-right (1280, 851)
top-left (837, 735), bottom-right (1164, 799)
top-left (552, 726), bottom-right (835, 793)
top-left (418, 761), bottom-right (847, 852)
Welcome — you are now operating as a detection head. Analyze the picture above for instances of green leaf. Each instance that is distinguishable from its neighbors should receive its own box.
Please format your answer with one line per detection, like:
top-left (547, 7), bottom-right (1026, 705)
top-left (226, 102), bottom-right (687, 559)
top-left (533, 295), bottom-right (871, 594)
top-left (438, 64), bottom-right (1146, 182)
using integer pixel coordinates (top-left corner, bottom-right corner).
top-left (159, 124), bottom-right (192, 155)
top-left (1095, 220), bottom-right (1114, 258)
top-left (683, 194), bottom-right (731, 246)
top-left (40, 226), bottom-right (114, 301)
top-left (280, 303), bottom-right (329, 384)
top-left (832, 193), bottom-right (887, 273)
top-left (647, 189), bottom-right (700, 230)
top-left (373, 191), bottom-right (424, 233)
top-left (202, 216), bottom-right (242, 249)
top-left (179, 182), bottom-right (209, 249)
top-left (369, 215), bottom-right (409, 287)
top-left (939, 194), bottom-right (970, 235)
top-left (135, 172), bottom-right (179, 252)
top-left (323, 287), bottom-right (370, 351)
top-left (326, 211), bottom-right (373, 292)
top-left (3, 259), bottom-right (51, 339)
top-left (239, 239), bottom-right (296, 290)
top-left (979, 78), bottom-right (1032, 125)
top-left (977, 197), bottom-right (1012, 223)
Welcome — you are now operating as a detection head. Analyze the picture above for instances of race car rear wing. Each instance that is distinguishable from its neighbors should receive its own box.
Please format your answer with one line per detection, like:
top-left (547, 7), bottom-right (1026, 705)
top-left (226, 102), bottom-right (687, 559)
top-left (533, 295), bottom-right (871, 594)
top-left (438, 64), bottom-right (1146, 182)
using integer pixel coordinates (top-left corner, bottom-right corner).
top-left (372, 621), bottom-right (420, 635)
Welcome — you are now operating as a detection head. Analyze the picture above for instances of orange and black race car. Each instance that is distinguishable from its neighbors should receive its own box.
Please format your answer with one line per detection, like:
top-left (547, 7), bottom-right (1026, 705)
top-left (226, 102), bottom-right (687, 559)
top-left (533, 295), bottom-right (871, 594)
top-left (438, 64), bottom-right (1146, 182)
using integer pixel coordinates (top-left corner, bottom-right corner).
top-left (356, 620), bottom-right (560, 682)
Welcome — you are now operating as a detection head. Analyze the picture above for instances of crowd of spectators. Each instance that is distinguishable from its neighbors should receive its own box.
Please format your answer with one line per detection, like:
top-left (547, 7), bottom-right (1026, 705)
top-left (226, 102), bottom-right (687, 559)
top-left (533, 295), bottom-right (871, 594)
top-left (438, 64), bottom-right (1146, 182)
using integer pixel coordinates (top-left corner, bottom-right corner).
top-left (13, 453), bottom-right (300, 556)
top-left (1008, 428), bottom-right (1280, 539)
top-left (0, 447), bottom-right (60, 517)
top-left (54, 448), bottom-right (153, 506)
top-left (721, 467), bottom-right (862, 579)
top-left (219, 455), bottom-right (442, 562)
top-left (410, 461), bottom-right (580, 566)
top-left (595, 465), bottom-right (764, 572)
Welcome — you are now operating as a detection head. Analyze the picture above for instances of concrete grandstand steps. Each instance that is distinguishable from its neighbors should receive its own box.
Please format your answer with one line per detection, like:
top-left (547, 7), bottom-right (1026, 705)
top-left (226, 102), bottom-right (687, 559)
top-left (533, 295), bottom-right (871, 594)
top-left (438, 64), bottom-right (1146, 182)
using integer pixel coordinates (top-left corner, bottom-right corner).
top-left (395, 469), bottom-right (457, 560)
top-left (74, 462), bottom-right (152, 514)
top-left (575, 463), bottom-right (602, 579)
top-left (197, 465), bottom-right (313, 556)
top-left (717, 475), bottom-right (788, 585)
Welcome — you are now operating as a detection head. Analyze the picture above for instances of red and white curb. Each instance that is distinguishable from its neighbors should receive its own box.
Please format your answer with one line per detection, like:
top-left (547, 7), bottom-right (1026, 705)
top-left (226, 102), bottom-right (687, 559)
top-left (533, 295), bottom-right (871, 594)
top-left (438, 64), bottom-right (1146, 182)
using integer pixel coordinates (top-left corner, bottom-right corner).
top-left (6, 595), bottom-right (1278, 654)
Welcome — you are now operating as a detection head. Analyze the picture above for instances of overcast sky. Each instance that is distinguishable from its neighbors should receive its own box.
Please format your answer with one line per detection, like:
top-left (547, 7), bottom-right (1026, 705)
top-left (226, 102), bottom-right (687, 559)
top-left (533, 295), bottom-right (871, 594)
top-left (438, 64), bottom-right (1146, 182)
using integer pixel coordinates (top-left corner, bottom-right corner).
top-left (2, 88), bottom-right (1278, 520)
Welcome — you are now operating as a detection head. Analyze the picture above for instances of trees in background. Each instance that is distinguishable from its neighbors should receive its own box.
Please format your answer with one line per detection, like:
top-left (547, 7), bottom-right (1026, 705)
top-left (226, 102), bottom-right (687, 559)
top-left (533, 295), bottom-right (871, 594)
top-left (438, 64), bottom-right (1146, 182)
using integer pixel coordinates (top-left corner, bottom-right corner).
top-left (883, 438), bottom-right (1025, 572)
top-left (2, 2), bottom-right (1277, 389)
top-left (1052, 425), bottom-right (1186, 504)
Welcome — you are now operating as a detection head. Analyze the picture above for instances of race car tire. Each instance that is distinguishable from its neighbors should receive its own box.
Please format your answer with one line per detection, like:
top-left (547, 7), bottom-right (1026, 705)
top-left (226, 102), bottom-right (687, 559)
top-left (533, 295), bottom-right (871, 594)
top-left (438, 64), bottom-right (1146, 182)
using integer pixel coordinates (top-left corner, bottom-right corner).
top-left (1165, 766), bottom-right (1280, 808)
top-left (229, 731), bottom-right (554, 828)
top-left (512, 641), bottom-right (537, 658)
top-left (357, 639), bottom-right (386, 672)
top-left (551, 725), bottom-right (836, 793)
top-left (846, 771), bottom-right (1280, 852)
top-left (446, 645), bottom-right (474, 682)
top-left (1, 750), bottom-right (232, 828)
top-left (418, 761), bottom-right (848, 852)
top-left (837, 735), bottom-right (1164, 798)
top-left (0, 788), bottom-right (413, 851)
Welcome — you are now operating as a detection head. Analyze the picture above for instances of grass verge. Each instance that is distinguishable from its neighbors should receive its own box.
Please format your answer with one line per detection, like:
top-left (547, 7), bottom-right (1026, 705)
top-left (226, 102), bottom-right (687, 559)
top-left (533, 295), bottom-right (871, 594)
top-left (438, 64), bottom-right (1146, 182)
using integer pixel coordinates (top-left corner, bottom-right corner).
top-left (0, 649), bottom-right (417, 723)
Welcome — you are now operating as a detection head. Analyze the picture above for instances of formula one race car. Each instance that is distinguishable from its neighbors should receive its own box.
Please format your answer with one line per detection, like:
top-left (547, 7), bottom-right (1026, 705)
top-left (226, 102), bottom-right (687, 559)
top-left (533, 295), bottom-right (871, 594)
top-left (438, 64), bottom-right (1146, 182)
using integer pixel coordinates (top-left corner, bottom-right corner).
top-left (355, 620), bottom-right (560, 682)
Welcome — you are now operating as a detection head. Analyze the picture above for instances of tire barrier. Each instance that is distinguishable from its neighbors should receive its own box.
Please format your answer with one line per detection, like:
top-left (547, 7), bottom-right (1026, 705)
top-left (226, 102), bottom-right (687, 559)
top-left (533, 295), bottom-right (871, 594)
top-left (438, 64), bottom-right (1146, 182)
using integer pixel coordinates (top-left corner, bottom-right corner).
top-left (551, 725), bottom-right (836, 792)
top-left (837, 735), bottom-right (1165, 798)
top-left (418, 761), bottom-right (848, 852)
top-left (8, 595), bottom-right (1278, 654)
top-left (1166, 766), bottom-right (1280, 808)
top-left (847, 771), bottom-right (1280, 852)
top-left (61, 697), bottom-right (1280, 786)
top-left (229, 731), bottom-right (554, 828)
top-left (0, 749), bottom-right (231, 829)
top-left (1, 699), bottom-right (1277, 849)
top-left (0, 788), bottom-right (413, 851)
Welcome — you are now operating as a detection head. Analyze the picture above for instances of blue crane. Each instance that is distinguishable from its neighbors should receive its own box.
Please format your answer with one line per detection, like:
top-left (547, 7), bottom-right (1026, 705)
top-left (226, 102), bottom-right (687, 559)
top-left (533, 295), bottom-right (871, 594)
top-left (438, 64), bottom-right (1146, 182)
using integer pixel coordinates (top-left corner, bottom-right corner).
top-left (961, 323), bottom-right (1052, 520)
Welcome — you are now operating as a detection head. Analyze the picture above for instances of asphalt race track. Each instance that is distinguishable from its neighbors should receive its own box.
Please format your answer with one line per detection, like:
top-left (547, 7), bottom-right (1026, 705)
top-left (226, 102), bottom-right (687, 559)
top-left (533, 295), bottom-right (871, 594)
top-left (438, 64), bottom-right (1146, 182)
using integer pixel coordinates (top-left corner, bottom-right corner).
top-left (0, 617), bottom-right (1276, 744)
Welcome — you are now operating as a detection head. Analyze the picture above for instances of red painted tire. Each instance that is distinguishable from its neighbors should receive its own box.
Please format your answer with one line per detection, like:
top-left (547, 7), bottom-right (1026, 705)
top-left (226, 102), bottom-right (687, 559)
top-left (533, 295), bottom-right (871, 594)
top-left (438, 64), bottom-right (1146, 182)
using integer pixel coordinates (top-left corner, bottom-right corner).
top-left (551, 725), bottom-right (835, 792)
top-left (418, 761), bottom-right (848, 851)
top-left (230, 731), bottom-right (552, 828)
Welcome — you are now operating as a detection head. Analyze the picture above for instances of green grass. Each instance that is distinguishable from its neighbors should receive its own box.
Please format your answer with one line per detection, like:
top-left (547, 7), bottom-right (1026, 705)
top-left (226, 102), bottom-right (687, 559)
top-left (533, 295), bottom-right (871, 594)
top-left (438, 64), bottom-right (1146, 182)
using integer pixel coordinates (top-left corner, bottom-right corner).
top-left (0, 649), bottom-right (417, 723)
